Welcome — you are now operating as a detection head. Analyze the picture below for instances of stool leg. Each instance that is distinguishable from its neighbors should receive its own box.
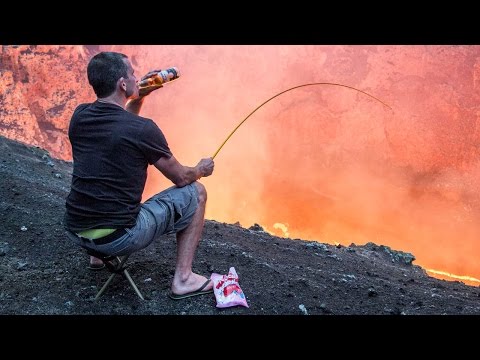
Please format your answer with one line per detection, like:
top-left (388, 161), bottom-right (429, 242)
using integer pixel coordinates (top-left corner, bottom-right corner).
top-left (123, 269), bottom-right (145, 300)
top-left (92, 255), bottom-right (144, 300)
top-left (95, 273), bottom-right (116, 300)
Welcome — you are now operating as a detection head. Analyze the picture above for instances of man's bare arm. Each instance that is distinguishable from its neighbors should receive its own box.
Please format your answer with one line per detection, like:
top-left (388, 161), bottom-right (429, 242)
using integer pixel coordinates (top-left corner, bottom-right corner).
top-left (126, 70), bottom-right (164, 115)
top-left (126, 96), bottom-right (146, 115)
top-left (154, 155), bottom-right (214, 187)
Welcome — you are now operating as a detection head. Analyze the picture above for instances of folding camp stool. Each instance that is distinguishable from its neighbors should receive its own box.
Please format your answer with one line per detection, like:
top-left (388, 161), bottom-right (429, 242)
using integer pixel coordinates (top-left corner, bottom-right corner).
top-left (87, 248), bottom-right (144, 300)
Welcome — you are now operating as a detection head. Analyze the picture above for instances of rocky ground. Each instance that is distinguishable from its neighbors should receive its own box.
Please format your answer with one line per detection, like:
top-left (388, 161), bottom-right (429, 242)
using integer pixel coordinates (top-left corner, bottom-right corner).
top-left (0, 134), bottom-right (479, 315)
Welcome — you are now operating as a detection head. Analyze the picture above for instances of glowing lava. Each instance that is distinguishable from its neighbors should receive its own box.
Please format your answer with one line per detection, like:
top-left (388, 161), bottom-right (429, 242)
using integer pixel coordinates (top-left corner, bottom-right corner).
top-left (426, 269), bottom-right (480, 287)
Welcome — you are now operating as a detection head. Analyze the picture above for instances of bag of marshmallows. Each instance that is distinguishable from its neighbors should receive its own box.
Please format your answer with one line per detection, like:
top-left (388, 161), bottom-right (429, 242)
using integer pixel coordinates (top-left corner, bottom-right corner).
top-left (211, 267), bottom-right (249, 308)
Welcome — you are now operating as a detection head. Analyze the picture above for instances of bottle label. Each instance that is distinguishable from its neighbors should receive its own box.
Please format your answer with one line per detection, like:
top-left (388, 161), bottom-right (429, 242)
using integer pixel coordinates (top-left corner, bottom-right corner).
top-left (159, 70), bottom-right (169, 83)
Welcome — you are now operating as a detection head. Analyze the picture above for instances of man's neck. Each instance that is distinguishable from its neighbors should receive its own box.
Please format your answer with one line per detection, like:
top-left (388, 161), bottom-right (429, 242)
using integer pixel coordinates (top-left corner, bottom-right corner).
top-left (97, 94), bottom-right (126, 109)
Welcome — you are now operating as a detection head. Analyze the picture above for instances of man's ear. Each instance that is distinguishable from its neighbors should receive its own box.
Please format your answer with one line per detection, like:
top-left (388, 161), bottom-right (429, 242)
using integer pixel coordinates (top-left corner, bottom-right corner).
top-left (119, 77), bottom-right (127, 91)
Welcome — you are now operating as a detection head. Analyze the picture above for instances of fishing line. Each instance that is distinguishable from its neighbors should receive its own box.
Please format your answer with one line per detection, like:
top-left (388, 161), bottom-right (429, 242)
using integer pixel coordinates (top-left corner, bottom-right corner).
top-left (212, 82), bottom-right (392, 159)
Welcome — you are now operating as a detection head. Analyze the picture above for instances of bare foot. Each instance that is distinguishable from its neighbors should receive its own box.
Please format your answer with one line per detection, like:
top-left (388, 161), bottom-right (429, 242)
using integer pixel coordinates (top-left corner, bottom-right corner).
top-left (171, 273), bottom-right (213, 295)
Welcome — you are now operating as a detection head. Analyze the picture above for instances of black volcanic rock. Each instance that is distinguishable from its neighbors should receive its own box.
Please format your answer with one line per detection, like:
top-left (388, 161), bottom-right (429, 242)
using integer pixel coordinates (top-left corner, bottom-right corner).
top-left (0, 134), bottom-right (479, 315)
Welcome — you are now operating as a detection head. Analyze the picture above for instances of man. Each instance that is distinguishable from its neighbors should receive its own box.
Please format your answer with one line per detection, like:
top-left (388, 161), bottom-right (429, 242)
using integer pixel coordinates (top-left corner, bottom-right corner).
top-left (64, 51), bottom-right (215, 299)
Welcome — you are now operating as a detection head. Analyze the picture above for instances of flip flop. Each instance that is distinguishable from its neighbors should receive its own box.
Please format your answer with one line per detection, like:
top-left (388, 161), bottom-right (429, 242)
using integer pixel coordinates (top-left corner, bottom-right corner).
top-left (87, 263), bottom-right (106, 271)
top-left (169, 279), bottom-right (214, 300)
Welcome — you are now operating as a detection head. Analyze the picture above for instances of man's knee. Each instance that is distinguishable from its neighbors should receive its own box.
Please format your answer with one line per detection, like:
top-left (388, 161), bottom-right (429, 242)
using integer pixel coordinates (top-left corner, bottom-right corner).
top-left (194, 182), bottom-right (207, 204)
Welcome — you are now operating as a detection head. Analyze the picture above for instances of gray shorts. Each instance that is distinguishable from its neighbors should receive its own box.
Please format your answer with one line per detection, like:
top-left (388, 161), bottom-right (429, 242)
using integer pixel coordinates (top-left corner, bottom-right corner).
top-left (66, 183), bottom-right (199, 257)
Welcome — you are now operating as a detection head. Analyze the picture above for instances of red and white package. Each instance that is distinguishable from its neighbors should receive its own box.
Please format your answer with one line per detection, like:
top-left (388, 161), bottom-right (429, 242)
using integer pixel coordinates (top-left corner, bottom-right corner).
top-left (211, 267), bottom-right (249, 308)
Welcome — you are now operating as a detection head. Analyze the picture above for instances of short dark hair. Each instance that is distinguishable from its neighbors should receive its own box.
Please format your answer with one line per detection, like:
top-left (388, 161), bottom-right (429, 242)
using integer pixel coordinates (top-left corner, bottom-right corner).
top-left (87, 52), bottom-right (129, 98)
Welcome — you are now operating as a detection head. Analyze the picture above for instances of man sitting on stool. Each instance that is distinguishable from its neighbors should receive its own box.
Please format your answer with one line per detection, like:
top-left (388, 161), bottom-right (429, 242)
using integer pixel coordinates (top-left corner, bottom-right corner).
top-left (64, 51), bottom-right (215, 299)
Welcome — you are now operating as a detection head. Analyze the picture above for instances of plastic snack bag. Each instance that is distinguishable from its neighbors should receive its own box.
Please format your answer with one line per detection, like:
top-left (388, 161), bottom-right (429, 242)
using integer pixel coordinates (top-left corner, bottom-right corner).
top-left (211, 267), bottom-right (249, 308)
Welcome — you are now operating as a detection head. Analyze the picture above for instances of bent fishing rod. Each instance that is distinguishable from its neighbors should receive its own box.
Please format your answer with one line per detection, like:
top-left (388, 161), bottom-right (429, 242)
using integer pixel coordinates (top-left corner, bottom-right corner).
top-left (212, 82), bottom-right (392, 159)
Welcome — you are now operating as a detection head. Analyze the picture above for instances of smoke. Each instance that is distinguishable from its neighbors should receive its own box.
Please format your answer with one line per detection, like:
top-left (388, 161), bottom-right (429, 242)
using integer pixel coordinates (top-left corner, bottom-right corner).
top-left (94, 45), bottom-right (480, 282)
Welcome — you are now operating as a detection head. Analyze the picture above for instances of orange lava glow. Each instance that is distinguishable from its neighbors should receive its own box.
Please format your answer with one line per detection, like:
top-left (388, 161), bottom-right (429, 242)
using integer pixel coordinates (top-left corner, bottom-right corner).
top-left (8, 45), bottom-right (480, 286)
top-left (426, 269), bottom-right (480, 287)
top-left (121, 45), bottom-right (480, 285)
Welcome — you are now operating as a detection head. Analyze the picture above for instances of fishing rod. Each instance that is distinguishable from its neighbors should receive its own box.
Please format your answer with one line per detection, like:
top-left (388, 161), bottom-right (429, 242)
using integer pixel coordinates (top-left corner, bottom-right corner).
top-left (212, 82), bottom-right (392, 159)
